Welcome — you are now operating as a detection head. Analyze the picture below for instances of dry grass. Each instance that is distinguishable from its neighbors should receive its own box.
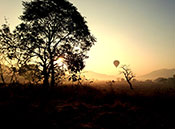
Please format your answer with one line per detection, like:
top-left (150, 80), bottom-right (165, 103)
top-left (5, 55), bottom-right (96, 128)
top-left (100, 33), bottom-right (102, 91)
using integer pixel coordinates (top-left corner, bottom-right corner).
top-left (0, 82), bottom-right (175, 129)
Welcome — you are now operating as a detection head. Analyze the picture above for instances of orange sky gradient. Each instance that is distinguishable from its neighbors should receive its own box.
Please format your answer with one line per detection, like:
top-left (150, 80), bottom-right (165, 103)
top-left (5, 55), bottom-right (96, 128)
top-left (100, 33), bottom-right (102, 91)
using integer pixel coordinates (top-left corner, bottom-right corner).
top-left (0, 0), bottom-right (175, 77)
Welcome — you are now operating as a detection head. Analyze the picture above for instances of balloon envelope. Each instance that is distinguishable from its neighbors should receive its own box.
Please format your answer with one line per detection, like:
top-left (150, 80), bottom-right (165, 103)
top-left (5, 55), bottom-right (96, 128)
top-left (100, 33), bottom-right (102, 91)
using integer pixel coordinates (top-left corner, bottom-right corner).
top-left (113, 60), bottom-right (120, 67)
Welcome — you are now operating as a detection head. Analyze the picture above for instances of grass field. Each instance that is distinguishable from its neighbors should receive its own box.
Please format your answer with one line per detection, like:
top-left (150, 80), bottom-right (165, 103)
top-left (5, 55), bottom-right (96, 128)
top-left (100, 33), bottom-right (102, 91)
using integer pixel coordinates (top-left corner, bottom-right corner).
top-left (0, 81), bottom-right (175, 129)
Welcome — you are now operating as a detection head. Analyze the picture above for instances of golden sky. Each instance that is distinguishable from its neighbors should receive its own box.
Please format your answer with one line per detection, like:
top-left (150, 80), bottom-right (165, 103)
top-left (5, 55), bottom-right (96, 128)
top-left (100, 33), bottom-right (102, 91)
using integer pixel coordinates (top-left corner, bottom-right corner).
top-left (0, 0), bottom-right (175, 76)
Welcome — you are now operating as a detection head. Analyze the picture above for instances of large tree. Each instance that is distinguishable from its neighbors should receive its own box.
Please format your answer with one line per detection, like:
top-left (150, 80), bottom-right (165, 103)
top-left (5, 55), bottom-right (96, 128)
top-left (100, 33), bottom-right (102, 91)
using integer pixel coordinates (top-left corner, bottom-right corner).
top-left (1, 0), bottom-right (96, 86)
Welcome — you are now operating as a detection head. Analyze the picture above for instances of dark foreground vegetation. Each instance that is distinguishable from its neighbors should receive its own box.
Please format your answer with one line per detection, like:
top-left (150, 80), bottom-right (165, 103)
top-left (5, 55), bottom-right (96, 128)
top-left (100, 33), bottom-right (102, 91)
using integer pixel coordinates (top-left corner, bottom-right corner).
top-left (0, 83), bottom-right (175, 129)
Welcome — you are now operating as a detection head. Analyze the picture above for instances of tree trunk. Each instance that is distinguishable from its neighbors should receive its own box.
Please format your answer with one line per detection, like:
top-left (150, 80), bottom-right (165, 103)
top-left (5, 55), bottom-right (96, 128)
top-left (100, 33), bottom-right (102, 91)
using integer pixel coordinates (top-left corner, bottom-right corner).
top-left (43, 67), bottom-right (49, 88)
top-left (50, 58), bottom-right (55, 87)
top-left (0, 65), bottom-right (5, 84)
top-left (0, 74), bottom-right (5, 84)
top-left (43, 74), bottom-right (49, 87)
top-left (127, 80), bottom-right (133, 90)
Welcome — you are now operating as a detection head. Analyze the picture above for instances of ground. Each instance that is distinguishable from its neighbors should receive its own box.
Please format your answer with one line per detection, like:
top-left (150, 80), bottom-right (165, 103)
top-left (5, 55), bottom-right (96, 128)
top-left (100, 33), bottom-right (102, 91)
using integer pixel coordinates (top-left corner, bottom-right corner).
top-left (0, 83), bottom-right (175, 129)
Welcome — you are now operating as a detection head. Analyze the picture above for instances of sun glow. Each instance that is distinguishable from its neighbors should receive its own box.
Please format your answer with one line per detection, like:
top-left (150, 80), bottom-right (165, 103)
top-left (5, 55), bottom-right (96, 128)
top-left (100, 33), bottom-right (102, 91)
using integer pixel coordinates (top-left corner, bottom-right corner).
top-left (54, 57), bottom-right (64, 66)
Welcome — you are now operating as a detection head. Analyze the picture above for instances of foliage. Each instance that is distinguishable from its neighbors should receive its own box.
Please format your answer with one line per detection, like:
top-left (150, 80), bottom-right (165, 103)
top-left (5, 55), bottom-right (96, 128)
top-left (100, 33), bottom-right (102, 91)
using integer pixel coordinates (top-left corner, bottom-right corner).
top-left (154, 76), bottom-right (175, 86)
top-left (18, 64), bottom-right (42, 84)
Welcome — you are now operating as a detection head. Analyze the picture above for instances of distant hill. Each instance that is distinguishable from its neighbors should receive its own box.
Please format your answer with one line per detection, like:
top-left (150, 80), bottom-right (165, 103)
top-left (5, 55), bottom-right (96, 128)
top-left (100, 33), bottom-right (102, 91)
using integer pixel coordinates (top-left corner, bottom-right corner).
top-left (138, 68), bottom-right (175, 80)
top-left (83, 71), bottom-right (117, 81)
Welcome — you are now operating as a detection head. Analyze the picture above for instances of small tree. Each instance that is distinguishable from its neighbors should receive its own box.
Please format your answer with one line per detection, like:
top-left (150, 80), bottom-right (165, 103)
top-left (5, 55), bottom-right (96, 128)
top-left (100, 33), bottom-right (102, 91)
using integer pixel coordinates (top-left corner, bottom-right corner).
top-left (120, 65), bottom-right (135, 90)
top-left (0, 54), bottom-right (6, 84)
top-left (0, 22), bottom-right (26, 84)
top-left (18, 64), bottom-right (42, 84)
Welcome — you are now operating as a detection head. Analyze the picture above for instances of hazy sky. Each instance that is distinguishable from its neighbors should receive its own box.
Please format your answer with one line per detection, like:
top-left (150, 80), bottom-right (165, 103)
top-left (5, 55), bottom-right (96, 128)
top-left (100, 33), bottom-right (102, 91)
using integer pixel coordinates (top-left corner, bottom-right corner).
top-left (0, 0), bottom-right (175, 76)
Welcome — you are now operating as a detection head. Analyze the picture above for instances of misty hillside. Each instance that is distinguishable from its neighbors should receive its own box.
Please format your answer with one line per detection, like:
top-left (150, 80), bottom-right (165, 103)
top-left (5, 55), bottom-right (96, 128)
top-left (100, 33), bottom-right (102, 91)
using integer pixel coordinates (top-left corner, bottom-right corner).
top-left (83, 71), bottom-right (117, 81)
top-left (139, 68), bottom-right (175, 80)
top-left (83, 68), bottom-right (175, 81)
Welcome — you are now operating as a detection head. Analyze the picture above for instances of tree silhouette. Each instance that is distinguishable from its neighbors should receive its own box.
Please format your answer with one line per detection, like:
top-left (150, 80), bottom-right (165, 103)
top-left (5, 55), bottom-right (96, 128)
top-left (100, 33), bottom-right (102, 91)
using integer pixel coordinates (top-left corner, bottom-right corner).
top-left (0, 54), bottom-right (6, 84)
top-left (0, 0), bottom-right (96, 86)
top-left (18, 64), bottom-right (42, 84)
top-left (0, 24), bottom-right (20, 84)
top-left (120, 65), bottom-right (135, 90)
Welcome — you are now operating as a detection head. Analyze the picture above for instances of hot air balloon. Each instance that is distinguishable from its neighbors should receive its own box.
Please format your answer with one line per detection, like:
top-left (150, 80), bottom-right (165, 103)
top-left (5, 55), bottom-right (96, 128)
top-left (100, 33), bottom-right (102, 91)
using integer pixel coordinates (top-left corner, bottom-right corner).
top-left (113, 60), bottom-right (120, 68)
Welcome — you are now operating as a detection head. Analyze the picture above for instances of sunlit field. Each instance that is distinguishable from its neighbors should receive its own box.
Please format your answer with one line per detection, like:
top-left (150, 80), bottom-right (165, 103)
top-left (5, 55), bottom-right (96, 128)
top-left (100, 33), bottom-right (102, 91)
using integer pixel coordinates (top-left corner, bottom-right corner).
top-left (0, 80), bottom-right (175, 129)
